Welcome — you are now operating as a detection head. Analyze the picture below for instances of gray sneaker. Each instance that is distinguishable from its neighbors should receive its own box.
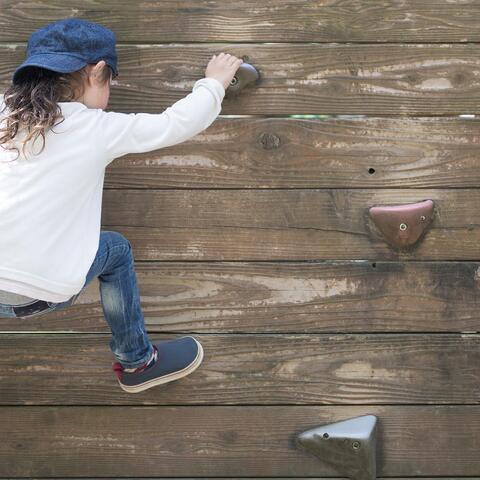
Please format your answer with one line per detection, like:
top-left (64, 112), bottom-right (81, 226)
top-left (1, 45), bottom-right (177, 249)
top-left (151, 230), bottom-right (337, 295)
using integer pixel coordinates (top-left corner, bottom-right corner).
top-left (112, 335), bottom-right (204, 393)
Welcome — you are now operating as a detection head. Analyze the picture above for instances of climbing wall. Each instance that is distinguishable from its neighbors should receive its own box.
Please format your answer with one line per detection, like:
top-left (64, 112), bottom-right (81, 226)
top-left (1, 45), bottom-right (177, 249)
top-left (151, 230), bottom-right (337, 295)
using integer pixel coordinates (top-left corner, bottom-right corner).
top-left (0, 1), bottom-right (479, 478)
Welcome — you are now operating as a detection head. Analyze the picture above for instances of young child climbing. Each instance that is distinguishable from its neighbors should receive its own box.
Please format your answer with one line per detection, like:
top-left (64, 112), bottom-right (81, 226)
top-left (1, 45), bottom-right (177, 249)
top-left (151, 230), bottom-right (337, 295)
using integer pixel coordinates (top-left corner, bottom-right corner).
top-left (0, 18), bottom-right (243, 393)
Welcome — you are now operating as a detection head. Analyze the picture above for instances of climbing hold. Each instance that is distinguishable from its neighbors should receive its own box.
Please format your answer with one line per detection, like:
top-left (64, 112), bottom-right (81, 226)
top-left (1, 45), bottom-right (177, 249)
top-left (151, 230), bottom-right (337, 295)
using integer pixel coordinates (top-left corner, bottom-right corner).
top-left (369, 199), bottom-right (434, 248)
top-left (295, 414), bottom-right (378, 480)
top-left (226, 62), bottom-right (259, 96)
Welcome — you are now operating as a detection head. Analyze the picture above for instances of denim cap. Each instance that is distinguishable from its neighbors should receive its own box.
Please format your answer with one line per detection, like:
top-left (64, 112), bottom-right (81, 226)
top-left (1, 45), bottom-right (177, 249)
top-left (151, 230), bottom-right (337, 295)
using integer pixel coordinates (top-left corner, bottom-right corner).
top-left (12, 18), bottom-right (118, 84)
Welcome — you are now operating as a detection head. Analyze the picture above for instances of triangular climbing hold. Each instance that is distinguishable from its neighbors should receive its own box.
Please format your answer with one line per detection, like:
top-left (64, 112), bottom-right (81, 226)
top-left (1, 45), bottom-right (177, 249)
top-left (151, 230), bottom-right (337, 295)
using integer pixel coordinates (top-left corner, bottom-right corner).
top-left (295, 414), bottom-right (378, 480)
top-left (369, 199), bottom-right (434, 248)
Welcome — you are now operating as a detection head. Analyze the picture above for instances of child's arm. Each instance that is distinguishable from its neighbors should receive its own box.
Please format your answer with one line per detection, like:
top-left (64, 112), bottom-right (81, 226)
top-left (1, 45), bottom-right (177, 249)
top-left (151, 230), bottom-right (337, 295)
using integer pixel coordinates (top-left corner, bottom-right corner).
top-left (94, 76), bottom-right (225, 167)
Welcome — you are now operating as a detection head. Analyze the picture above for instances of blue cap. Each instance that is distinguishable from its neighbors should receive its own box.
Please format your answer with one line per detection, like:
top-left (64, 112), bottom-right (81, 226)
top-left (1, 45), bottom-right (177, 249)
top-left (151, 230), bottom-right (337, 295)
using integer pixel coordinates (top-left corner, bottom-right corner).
top-left (12, 18), bottom-right (118, 84)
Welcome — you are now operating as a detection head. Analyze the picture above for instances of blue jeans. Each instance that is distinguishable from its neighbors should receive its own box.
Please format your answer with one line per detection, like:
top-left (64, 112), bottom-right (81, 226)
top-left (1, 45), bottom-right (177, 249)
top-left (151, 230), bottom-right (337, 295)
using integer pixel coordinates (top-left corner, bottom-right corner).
top-left (0, 230), bottom-right (154, 369)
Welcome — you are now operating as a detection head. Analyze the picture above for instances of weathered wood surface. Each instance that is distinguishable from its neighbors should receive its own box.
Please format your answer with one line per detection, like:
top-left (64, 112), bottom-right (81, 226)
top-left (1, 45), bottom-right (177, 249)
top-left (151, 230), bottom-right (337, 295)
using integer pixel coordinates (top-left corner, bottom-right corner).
top-left (97, 189), bottom-right (480, 260)
top-left (1, 406), bottom-right (478, 477)
top-left (1, 1), bottom-right (480, 42)
top-left (1, 3), bottom-right (479, 479)
top-left (0, 333), bottom-right (478, 405)
top-left (102, 117), bottom-right (480, 189)
top-left (3, 44), bottom-right (480, 114)
top-left (1, 261), bottom-right (479, 333)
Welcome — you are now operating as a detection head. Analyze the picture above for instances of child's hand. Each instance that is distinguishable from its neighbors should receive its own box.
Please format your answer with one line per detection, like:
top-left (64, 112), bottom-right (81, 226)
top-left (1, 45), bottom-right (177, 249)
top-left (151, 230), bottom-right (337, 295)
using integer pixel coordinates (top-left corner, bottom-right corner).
top-left (205, 53), bottom-right (243, 91)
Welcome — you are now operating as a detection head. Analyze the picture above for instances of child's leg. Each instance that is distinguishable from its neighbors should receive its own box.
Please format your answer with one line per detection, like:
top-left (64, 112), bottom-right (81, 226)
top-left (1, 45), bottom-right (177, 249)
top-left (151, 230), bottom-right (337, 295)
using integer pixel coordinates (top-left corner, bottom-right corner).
top-left (0, 229), bottom-right (153, 369)
top-left (87, 230), bottom-right (155, 369)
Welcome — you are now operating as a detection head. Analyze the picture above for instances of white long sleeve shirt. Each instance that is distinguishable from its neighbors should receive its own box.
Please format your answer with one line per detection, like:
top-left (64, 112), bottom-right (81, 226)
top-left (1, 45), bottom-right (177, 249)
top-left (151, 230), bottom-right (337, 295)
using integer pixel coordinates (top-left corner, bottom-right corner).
top-left (0, 76), bottom-right (225, 303)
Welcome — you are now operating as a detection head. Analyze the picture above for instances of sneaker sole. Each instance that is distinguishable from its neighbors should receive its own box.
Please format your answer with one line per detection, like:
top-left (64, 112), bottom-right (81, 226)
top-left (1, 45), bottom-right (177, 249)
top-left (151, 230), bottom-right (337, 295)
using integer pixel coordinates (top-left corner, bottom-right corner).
top-left (118, 337), bottom-right (204, 394)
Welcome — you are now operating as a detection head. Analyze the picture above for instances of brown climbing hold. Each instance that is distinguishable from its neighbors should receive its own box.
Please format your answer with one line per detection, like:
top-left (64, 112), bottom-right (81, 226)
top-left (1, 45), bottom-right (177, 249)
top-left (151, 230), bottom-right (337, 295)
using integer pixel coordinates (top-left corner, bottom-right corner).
top-left (368, 199), bottom-right (434, 248)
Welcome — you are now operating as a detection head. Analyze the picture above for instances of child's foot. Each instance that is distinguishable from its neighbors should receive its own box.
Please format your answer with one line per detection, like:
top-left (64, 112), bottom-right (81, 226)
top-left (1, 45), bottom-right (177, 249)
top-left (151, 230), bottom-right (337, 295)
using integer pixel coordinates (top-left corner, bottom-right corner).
top-left (111, 336), bottom-right (204, 393)
top-left (122, 347), bottom-right (158, 373)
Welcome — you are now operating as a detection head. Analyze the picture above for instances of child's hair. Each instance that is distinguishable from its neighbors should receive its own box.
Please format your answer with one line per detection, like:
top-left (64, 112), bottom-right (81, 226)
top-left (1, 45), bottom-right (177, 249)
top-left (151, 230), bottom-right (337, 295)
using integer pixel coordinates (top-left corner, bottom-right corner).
top-left (0, 62), bottom-right (112, 161)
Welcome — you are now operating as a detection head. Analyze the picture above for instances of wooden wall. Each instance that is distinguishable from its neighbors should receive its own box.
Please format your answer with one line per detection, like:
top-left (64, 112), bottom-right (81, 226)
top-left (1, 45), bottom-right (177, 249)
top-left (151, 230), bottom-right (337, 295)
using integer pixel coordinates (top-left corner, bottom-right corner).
top-left (0, 1), bottom-right (479, 478)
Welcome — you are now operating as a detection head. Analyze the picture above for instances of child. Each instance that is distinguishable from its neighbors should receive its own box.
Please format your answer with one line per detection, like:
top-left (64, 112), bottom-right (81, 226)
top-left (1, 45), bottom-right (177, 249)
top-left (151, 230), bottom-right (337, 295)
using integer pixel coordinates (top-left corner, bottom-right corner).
top-left (0, 18), bottom-right (243, 393)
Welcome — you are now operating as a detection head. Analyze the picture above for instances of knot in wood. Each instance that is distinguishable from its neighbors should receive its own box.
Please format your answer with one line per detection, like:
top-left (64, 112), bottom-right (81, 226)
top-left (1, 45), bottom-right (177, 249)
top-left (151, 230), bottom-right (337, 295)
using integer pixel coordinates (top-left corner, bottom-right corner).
top-left (259, 132), bottom-right (280, 150)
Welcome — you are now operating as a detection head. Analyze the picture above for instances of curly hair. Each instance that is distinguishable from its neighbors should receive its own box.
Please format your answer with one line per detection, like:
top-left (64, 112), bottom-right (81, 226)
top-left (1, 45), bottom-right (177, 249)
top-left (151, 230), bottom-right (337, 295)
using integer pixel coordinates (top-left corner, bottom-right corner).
top-left (0, 63), bottom-right (112, 161)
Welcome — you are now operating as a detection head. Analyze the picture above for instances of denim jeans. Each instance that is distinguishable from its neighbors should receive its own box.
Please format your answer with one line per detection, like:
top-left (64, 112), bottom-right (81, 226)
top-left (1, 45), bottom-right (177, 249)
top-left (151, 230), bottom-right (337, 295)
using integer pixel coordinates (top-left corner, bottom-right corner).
top-left (0, 230), bottom-right (154, 369)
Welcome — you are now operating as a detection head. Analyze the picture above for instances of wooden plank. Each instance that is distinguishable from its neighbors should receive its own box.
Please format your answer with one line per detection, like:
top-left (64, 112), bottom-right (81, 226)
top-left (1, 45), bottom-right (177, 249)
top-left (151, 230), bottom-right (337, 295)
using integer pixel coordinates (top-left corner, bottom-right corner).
top-left (1, 1), bottom-right (480, 42)
top-left (3, 44), bottom-right (480, 114)
top-left (103, 117), bottom-right (480, 190)
top-left (1, 405), bottom-right (478, 476)
top-left (0, 333), bottom-right (477, 405)
top-left (99, 189), bottom-right (480, 260)
top-left (1, 261), bottom-right (479, 333)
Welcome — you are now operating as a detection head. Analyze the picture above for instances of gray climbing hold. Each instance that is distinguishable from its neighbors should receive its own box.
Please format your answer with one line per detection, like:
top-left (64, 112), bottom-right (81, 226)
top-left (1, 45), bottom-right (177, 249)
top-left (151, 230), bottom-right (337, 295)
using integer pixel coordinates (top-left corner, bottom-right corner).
top-left (295, 414), bottom-right (378, 480)
top-left (225, 62), bottom-right (259, 96)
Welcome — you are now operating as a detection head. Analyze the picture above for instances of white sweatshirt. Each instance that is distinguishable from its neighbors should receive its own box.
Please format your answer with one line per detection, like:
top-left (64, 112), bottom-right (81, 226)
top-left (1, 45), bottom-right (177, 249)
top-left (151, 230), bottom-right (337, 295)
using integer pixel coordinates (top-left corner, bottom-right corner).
top-left (0, 76), bottom-right (225, 303)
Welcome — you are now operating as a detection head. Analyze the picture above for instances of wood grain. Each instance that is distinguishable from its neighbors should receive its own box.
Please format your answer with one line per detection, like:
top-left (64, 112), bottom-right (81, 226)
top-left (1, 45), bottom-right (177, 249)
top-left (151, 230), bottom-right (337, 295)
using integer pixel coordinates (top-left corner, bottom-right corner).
top-left (0, 333), bottom-right (478, 405)
top-left (97, 189), bottom-right (480, 260)
top-left (103, 117), bottom-right (480, 189)
top-left (1, 261), bottom-right (479, 333)
top-left (1, 1), bottom-right (480, 42)
top-left (3, 43), bottom-right (480, 114)
top-left (0, 3), bottom-right (479, 478)
top-left (1, 405), bottom-right (478, 477)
